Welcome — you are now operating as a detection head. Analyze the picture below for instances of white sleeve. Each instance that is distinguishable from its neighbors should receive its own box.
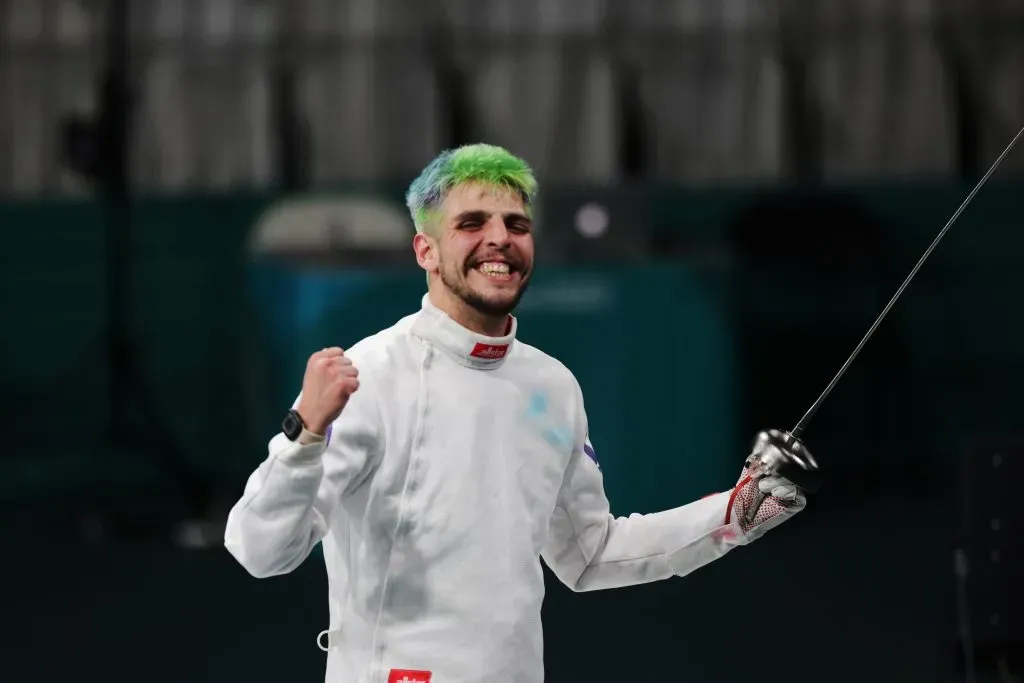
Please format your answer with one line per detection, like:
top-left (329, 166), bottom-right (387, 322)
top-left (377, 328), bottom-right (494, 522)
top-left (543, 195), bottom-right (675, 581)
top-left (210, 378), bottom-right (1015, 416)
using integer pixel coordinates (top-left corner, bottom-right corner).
top-left (223, 367), bottom-right (383, 578)
top-left (541, 382), bottom-right (745, 592)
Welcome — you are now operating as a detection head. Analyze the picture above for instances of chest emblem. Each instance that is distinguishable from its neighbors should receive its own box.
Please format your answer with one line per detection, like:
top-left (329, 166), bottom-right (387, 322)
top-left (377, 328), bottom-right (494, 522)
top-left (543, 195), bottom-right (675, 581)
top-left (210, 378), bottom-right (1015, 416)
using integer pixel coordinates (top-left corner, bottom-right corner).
top-left (524, 391), bottom-right (573, 450)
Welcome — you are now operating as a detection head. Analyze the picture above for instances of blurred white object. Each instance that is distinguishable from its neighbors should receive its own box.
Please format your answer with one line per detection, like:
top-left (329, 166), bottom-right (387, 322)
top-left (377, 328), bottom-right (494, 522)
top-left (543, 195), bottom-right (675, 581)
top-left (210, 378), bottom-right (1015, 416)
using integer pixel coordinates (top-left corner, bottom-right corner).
top-left (249, 195), bottom-right (411, 255)
top-left (575, 202), bottom-right (610, 238)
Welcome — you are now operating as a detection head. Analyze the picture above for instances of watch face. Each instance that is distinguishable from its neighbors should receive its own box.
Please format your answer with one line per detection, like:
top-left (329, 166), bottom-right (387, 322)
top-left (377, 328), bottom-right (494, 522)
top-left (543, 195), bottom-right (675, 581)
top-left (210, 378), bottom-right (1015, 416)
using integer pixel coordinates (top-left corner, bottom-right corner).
top-left (282, 411), bottom-right (302, 439)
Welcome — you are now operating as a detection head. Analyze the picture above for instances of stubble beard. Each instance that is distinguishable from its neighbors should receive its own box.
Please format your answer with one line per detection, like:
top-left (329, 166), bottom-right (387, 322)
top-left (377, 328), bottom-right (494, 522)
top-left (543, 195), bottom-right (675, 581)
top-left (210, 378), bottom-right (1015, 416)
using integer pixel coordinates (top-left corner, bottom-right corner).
top-left (438, 258), bottom-right (530, 318)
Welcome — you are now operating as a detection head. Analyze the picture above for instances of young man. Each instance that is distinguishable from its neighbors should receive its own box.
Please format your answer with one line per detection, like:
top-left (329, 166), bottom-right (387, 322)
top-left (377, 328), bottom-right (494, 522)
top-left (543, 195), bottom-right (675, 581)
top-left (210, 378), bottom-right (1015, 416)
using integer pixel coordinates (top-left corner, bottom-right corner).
top-left (224, 144), bottom-right (814, 683)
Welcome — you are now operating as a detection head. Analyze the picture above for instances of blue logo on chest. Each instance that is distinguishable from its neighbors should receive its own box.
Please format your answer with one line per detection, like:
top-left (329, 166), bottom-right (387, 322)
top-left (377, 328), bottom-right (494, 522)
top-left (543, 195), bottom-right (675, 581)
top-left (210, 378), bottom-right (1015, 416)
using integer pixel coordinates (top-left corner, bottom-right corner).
top-left (524, 391), bottom-right (573, 450)
top-left (526, 392), bottom-right (548, 419)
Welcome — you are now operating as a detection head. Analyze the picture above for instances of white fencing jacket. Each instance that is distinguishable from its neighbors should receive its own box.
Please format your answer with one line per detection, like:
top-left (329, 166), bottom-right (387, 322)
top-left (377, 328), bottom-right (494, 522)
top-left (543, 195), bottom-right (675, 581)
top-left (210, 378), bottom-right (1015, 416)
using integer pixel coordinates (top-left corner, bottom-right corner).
top-left (225, 295), bottom-right (777, 683)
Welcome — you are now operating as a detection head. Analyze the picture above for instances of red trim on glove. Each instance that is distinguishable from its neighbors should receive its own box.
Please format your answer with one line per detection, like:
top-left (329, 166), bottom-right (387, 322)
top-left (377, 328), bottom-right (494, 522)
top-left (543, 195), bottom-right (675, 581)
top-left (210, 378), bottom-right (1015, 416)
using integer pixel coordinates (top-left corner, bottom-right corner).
top-left (724, 474), bottom-right (752, 525)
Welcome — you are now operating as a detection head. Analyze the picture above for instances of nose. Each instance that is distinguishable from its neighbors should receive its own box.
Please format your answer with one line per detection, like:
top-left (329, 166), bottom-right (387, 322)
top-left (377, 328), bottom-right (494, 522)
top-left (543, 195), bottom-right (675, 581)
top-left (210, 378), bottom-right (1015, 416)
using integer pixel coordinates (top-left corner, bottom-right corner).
top-left (483, 216), bottom-right (511, 247)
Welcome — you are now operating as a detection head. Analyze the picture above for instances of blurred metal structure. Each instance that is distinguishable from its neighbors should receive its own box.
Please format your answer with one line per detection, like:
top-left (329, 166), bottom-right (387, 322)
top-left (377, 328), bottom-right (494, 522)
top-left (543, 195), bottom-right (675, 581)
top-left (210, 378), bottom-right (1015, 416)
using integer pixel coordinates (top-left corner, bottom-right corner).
top-left (955, 442), bottom-right (1024, 682)
top-left (2, 0), bottom-right (1024, 197)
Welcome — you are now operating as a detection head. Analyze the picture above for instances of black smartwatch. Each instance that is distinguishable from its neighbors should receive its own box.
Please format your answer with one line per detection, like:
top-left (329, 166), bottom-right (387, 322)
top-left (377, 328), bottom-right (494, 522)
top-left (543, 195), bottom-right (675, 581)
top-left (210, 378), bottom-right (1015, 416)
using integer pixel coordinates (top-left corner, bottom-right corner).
top-left (282, 409), bottom-right (305, 441)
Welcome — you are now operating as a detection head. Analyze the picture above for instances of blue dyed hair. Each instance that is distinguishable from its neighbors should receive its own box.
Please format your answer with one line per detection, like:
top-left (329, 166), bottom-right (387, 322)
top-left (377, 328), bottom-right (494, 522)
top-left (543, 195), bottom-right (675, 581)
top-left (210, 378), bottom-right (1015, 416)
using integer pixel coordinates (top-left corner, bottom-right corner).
top-left (405, 143), bottom-right (538, 236)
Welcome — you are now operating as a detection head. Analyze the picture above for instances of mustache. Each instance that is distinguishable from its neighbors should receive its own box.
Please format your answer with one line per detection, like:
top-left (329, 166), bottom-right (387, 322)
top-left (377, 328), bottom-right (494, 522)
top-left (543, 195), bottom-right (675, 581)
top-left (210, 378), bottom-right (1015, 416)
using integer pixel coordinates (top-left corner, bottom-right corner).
top-left (466, 255), bottom-right (525, 271)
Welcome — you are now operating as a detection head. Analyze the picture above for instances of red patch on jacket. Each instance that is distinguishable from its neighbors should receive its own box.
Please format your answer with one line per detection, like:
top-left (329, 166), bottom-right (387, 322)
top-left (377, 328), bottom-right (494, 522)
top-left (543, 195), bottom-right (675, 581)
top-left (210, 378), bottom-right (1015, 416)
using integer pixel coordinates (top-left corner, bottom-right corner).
top-left (388, 670), bottom-right (432, 683)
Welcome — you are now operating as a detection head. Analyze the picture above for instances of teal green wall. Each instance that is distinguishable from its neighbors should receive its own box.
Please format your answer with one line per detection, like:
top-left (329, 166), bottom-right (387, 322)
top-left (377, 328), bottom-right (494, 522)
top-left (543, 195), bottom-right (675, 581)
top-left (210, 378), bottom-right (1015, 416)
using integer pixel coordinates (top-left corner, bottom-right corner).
top-left (3, 183), bottom-right (1022, 506)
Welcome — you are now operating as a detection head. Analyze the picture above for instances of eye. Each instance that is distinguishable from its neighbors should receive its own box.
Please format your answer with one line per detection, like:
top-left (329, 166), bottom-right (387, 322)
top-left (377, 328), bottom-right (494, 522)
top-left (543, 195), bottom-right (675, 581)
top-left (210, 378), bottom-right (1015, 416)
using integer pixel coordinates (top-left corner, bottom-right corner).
top-left (459, 220), bottom-right (483, 229)
top-left (507, 220), bottom-right (531, 234)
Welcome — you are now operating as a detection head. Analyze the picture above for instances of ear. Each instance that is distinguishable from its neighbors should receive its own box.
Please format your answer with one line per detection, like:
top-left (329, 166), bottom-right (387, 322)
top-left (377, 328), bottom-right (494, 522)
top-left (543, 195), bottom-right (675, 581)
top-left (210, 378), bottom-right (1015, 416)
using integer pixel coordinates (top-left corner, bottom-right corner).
top-left (413, 233), bottom-right (439, 273)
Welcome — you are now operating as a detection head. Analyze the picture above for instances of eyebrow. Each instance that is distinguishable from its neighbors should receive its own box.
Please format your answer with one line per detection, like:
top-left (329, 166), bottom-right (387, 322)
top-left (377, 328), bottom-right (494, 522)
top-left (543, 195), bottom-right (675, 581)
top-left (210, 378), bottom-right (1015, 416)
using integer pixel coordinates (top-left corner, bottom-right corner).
top-left (452, 210), bottom-right (532, 225)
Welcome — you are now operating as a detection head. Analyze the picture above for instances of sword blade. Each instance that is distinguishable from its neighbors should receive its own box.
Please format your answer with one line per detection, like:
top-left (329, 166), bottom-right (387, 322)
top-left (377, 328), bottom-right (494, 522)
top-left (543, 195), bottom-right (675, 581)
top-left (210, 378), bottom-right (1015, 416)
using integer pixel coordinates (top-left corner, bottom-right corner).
top-left (791, 123), bottom-right (1024, 440)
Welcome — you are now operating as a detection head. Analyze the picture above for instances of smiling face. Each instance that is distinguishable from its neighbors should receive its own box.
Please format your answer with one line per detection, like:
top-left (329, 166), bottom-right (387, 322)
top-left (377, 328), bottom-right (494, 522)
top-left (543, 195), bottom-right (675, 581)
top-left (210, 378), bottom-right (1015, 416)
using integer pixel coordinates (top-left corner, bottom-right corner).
top-left (413, 181), bottom-right (535, 332)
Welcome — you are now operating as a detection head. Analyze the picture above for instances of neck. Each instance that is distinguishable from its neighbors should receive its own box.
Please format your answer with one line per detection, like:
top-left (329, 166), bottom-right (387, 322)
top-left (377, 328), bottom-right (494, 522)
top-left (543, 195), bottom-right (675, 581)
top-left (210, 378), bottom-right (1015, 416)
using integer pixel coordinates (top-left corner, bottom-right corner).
top-left (427, 288), bottom-right (509, 337)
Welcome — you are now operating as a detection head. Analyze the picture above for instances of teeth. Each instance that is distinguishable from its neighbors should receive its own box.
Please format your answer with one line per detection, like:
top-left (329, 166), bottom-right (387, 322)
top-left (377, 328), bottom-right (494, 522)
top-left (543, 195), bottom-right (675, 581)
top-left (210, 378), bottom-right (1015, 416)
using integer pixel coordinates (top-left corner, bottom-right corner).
top-left (478, 262), bottom-right (510, 274)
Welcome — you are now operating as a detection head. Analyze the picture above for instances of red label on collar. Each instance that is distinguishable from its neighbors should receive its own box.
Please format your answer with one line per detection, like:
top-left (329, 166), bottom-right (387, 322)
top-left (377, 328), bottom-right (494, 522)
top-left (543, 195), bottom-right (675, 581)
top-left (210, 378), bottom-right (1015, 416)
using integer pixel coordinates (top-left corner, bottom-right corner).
top-left (470, 342), bottom-right (509, 360)
top-left (388, 670), bottom-right (432, 683)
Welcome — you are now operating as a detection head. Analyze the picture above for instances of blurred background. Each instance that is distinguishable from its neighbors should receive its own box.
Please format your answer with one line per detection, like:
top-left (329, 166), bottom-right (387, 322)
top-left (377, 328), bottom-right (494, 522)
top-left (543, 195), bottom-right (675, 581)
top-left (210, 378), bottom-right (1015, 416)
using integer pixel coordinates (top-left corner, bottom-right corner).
top-left (1, 0), bottom-right (1021, 681)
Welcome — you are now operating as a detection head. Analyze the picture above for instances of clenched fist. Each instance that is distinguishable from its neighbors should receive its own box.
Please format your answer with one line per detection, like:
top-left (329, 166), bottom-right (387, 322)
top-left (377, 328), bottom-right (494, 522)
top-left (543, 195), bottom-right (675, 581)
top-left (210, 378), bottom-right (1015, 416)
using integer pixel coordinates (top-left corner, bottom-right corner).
top-left (295, 347), bottom-right (360, 435)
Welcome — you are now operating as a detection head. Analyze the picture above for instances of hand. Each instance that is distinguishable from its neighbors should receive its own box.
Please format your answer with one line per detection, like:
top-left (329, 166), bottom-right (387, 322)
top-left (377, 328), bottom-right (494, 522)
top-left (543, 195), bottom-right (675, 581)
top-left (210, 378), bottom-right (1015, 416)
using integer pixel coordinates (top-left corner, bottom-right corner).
top-left (727, 429), bottom-right (814, 538)
top-left (295, 347), bottom-right (360, 435)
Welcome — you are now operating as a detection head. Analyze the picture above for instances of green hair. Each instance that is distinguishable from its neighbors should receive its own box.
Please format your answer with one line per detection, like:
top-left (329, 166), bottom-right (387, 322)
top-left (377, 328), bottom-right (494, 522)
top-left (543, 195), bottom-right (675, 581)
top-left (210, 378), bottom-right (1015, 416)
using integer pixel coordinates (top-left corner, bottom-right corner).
top-left (405, 143), bottom-right (538, 235)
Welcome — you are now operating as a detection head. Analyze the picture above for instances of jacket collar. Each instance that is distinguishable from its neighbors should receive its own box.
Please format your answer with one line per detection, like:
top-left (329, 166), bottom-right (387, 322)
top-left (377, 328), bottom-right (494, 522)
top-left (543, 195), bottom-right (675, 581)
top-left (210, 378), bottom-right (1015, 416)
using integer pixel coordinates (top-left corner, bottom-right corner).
top-left (411, 294), bottom-right (517, 370)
